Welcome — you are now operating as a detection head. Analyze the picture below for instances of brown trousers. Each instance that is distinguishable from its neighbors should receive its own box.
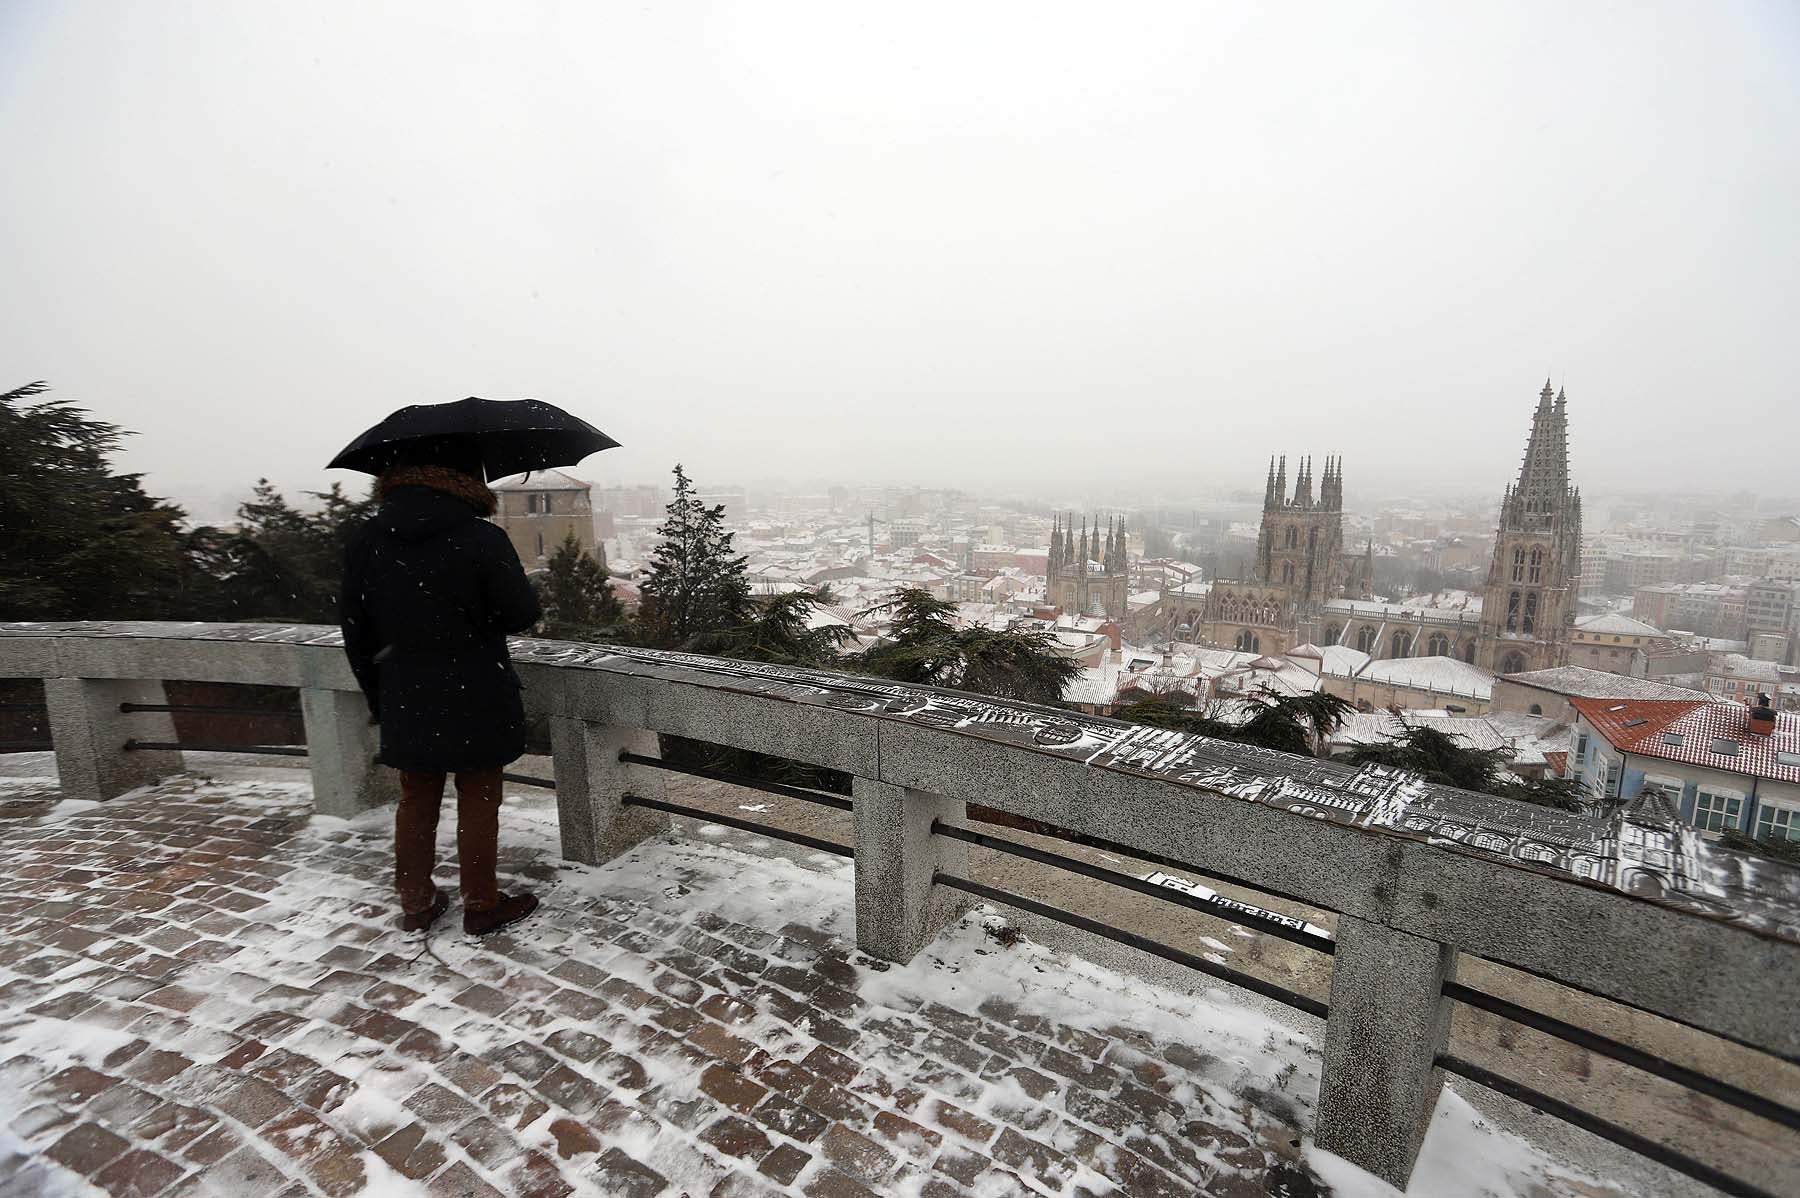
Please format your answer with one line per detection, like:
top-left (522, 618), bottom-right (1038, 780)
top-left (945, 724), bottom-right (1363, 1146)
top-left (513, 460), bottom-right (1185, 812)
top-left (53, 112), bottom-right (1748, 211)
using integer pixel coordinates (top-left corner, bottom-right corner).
top-left (396, 767), bottom-right (504, 915)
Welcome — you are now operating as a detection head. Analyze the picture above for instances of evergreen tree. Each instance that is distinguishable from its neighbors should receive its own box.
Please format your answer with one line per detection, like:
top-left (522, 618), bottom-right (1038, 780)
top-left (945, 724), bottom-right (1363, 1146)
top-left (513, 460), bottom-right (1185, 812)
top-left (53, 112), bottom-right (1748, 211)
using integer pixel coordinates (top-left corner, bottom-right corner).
top-left (198, 479), bottom-right (376, 622)
top-left (1341, 723), bottom-right (1507, 790)
top-left (215, 481), bottom-right (329, 619)
top-left (858, 587), bottom-right (1080, 705)
top-left (696, 590), bottom-right (853, 666)
top-left (536, 531), bottom-right (624, 641)
top-left (1720, 829), bottom-right (1800, 866)
top-left (636, 464), bottom-right (753, 649)
top-left (0, 381), bottom-right (192, 619)
top-left (1115, 688), bottom-right (1354, 756)
top-left (1339, 722), bottom-right (1585, 812)
top-left (1493, 773), bottom-right (1588, 813)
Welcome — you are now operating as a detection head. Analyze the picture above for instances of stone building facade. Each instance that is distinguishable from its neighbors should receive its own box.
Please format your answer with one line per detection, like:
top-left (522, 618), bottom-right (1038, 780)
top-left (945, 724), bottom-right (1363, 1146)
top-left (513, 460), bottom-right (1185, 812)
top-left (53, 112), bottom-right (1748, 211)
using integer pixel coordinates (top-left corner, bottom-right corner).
top-left (1046, 514), bottom-right (1130, 620)
top-left (1199, 380), bottom-right (1582, 674)
top-left (493, 469), bottom-right (598, 571)
top-left (1475, 383), bottom-right (1581, 675)
top-left (1199, 456), bottom-right (1371, 654)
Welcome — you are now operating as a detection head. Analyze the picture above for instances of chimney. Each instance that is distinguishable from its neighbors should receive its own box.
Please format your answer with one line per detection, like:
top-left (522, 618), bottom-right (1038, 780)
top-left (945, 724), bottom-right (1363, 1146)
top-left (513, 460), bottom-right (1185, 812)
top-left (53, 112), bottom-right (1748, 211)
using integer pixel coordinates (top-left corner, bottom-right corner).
top-left (1748, 693), bottom-right (1777, 736)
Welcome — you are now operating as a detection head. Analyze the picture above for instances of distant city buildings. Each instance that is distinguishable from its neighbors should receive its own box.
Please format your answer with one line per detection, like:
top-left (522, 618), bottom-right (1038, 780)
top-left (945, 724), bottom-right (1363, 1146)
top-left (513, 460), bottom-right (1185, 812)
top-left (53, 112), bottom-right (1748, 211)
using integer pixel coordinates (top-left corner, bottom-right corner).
top-left (1569, 612), bottom-right (1672, 677)
top-left (583, 379), bottom-right (1798, 742)
top-left (1745, 578), bottom-right (1800, 662)
top-left (1633, 581), bottom-right (1750, 641)
top-left (1702, 654), bottom-right (1800, 711)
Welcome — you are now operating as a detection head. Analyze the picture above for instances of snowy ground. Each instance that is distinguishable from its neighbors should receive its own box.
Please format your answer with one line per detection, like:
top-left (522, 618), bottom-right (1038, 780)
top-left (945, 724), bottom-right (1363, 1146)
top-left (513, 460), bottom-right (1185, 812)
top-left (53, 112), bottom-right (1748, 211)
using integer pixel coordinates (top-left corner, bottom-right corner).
top-left (0, 761), bottom-right (1650, 1196)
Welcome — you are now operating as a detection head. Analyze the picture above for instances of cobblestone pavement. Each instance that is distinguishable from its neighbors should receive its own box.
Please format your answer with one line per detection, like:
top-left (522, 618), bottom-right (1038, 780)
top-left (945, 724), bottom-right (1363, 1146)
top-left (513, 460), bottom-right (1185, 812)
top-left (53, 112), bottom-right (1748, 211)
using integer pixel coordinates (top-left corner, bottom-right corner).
top-left (0, 772), bottom-right (1352, 1198)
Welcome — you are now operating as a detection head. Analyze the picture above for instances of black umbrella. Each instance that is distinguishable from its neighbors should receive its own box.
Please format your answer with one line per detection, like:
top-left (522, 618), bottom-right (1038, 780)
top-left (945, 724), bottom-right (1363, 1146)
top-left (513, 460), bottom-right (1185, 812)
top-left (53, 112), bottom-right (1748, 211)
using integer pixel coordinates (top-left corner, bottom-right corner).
top-left (327, 397), bottom-right (619, 481)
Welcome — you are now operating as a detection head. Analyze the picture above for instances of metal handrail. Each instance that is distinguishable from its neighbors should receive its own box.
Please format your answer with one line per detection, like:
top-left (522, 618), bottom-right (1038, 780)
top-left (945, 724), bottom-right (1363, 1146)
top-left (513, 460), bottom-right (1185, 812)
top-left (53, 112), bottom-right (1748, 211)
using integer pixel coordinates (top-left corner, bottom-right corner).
top-left (119, 702), bottom-right (299, 717)
top-left (1436, 1054), bottom-right (1777, 1198)
top-left (932, 821), bottom-right (1336, 954)
top-left (622, 793), bottom-right (852, 858)
top-left (618, 750), bottom-right (853, 812)
top-left (934, 870), bottom-right (1328, 1020)
top-left (1443, 981), bottom-right (1800, 1132)
top-left (123, 740), bottom-right (307, 757)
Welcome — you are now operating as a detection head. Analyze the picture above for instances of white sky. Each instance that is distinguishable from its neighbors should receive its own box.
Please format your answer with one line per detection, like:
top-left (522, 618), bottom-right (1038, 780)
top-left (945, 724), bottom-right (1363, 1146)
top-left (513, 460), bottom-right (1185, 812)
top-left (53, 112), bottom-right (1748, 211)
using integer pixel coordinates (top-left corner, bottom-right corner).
top-left (3, 2), bottom-right (1796, 517)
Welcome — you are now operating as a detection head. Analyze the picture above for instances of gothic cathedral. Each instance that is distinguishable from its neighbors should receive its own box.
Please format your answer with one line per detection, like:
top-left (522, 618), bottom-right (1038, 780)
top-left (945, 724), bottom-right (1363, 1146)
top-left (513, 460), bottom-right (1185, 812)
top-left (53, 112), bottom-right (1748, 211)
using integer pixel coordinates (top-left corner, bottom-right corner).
top-left (1474, 381), bottom-right (1582, 674)
top-left (1047, 515), bottom-right (1130, 620)
top-left (1200, 456), bottom-right (1371, 655)
top-left (1200, 380), bottom-right (1580, 672)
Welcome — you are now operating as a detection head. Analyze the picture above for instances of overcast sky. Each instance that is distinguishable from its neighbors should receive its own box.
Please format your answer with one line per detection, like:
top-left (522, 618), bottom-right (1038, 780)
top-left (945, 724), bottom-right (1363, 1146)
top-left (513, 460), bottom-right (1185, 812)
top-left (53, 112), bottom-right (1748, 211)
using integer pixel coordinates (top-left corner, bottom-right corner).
top-left (3, 2), bottom-right (1796, 518)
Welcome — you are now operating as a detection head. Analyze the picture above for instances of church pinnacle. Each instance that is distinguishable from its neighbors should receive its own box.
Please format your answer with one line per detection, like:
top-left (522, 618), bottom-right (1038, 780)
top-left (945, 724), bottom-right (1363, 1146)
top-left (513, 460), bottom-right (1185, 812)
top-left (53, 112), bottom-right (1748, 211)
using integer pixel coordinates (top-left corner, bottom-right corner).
top-left (1507, 379), bottom-right (1574, 531)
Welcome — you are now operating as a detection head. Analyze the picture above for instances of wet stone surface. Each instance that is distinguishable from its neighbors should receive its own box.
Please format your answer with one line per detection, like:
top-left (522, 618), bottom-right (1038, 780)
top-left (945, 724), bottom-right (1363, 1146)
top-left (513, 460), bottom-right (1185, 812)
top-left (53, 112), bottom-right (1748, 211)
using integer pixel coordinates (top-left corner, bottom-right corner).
top-left (0, 772), bottom-right (1341, 1196)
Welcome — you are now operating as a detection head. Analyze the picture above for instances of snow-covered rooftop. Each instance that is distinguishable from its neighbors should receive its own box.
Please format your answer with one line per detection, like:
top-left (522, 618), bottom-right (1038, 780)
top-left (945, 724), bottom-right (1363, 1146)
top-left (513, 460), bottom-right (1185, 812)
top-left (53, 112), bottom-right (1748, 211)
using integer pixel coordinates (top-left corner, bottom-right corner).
top-left (492, 468), bottom-right (593, 492)
top-left (1323, 598), bottom-right (1481, 626)
top-left (1575, 612), bottom-right (1667, 638)
top-left (1504, 666), bottom-right (1707, 702)
top-left (1344, 654), bottom-right (1497, 699)
top-left (1574, 697), bottom-right (1800, 785)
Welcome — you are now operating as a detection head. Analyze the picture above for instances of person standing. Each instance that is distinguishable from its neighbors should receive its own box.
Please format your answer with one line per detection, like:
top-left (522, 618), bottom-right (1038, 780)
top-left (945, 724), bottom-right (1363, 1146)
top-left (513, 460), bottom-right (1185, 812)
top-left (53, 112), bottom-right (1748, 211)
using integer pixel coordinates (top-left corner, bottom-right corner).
top-left (339, 435), bottom-right (542, 936)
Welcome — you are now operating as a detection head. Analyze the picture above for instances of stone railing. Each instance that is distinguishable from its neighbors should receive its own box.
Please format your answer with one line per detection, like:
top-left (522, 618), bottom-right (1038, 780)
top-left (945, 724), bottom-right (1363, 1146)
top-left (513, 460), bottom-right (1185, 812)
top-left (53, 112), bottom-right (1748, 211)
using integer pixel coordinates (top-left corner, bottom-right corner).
top-left (3, 621), bottom-right (1798, 1192)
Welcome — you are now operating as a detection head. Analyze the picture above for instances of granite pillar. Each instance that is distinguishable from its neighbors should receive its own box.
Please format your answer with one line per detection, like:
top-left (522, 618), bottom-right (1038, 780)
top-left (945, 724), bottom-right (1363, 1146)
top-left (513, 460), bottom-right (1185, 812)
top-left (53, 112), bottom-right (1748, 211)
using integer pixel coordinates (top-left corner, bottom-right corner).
top-left (549, 718), bottom-right (669, 865)
top-left (850, 777), bottom-right (970, 963)
top-left (1314, 914), bottom-right (1456, 1187)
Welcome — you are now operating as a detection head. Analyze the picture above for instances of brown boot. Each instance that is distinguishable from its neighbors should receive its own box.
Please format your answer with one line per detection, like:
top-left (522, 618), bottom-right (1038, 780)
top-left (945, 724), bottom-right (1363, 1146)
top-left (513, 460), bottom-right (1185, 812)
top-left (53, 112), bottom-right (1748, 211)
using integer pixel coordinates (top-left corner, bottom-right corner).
top-left (401, 890), bottom-right (450, 933)
top-left (464, 892), bottom-right (538, 937)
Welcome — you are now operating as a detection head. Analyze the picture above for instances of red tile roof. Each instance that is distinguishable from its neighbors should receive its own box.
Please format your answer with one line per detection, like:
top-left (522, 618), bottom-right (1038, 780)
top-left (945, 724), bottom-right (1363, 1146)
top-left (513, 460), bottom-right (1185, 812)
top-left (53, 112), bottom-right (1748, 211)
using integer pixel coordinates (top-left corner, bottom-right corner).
top-left (1570, 698), bottom-right (1702, 748)
top-left (1572, 696), bottom-right (1800, 785)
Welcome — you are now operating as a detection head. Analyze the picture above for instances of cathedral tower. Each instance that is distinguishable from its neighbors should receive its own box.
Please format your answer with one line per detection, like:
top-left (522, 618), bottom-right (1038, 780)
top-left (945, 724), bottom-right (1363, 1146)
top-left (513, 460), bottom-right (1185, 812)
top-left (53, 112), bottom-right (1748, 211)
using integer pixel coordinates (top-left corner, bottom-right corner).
top-left (1199, 454), bottom-right (1353, 653)
top-left (1476, 381), bottom-right (1581, 674)
top-left (1255, 454), bottom-right (1347, 613)
top-left (1046, 512), bottom-right (1130, 620)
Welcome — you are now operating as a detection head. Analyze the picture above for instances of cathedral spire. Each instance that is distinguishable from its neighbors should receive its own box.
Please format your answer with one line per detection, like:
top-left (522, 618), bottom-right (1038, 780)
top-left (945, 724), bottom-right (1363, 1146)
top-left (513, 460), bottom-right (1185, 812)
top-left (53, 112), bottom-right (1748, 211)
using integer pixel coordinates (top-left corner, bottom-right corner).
top-left (1048, 514), bottom-right (1061, 574)
top-left (1507, 380), bottom-right (1573, 532)
top-left (1274, 455), bottom-right (1287, 507)
top-left (1265, 456), bottom-right (1277, 510)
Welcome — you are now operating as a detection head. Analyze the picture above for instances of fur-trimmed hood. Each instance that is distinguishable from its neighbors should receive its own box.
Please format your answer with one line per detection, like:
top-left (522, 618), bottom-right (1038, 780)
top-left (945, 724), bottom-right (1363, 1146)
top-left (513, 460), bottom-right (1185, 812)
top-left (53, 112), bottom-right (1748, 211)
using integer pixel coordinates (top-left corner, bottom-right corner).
top-left (376, 465), bottom-right (497, 517)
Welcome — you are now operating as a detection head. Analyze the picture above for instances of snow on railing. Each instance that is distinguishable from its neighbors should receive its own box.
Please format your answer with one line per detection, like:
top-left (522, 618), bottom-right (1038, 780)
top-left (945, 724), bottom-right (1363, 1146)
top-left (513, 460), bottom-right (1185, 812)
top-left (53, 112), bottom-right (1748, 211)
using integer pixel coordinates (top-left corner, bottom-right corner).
top-left (3, 620), bottom-right (1798, 1194)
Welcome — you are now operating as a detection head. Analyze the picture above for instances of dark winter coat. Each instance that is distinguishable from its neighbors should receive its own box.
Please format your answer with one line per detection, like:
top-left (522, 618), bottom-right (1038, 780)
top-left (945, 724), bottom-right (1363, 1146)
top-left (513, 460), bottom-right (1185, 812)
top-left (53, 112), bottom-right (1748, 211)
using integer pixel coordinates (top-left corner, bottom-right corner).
top-left (339, 483), bottom-right (541, 772)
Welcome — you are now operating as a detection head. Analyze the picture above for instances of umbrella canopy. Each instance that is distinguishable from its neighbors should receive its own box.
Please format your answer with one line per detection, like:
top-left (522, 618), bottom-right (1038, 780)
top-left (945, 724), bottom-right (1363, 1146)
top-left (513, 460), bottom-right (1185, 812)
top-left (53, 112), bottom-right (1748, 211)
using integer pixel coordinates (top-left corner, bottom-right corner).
top-left (327, 397), bottom-right (619, 481)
